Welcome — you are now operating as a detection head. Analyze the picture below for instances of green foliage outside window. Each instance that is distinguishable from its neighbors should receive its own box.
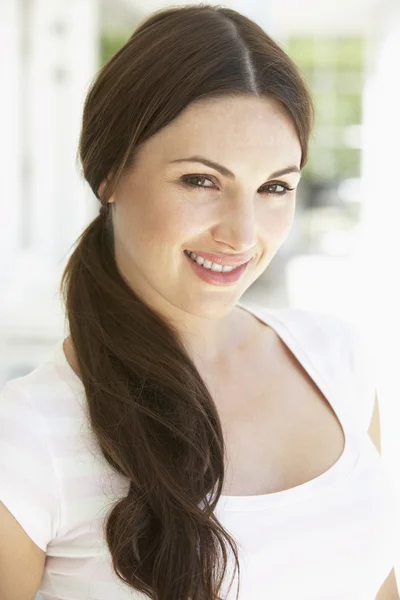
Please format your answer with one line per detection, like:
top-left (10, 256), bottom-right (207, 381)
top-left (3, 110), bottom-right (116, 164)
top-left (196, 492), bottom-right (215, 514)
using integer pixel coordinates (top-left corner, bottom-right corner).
top-left (286, 36), bottom-right (365, 183)
top-left (335, 94), bottom-right (362, 125)
top-left (100, 30), bottom-right (131, 66)
top-left (335, 38), bottom-right (364, 69)
top-left (335, 147), bottom-right (361, 178)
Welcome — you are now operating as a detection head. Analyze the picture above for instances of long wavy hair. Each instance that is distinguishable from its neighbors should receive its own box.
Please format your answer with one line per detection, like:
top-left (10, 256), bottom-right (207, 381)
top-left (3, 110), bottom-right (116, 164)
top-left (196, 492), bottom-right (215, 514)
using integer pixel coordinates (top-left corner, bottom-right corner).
top-left (60, 4), bottom-right (314, 599)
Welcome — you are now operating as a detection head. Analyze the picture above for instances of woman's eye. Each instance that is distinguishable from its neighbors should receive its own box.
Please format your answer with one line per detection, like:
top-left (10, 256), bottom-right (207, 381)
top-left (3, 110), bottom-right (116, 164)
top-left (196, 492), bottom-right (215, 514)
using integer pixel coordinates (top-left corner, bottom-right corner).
top-left (260, 183), bottom-right (295, 196)
top-left (182, 175), bottom-right (216, 189)
top-left (181, 175), bottom-right (295, 197)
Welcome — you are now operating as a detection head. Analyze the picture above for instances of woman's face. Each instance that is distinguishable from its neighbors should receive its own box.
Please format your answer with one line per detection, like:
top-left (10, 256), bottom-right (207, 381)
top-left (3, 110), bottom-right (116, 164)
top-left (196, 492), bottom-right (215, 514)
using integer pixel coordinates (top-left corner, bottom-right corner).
top-left (105, 95), bottom-right (302, 317)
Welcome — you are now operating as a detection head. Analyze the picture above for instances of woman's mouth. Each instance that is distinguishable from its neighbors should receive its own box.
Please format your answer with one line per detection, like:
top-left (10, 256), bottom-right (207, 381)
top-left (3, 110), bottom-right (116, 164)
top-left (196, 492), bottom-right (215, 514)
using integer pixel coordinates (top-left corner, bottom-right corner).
top-left (183, 250), bottom-right (251, 286)
top-left (184, 250), bottom-right (240, 272)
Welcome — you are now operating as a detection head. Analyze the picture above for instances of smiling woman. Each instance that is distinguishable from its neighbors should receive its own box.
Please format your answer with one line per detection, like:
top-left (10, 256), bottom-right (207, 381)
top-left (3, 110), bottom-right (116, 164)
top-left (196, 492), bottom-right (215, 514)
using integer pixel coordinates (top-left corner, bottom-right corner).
top-left (50, 5), bottom-right (313, 596)
top-left (1, 3), bottom-right (399, 600)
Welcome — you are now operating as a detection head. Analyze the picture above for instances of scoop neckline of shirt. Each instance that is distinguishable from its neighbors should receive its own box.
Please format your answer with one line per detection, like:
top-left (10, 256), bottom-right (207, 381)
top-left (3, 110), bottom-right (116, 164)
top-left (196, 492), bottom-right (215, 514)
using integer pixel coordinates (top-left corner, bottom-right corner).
top-left (52, 301), bottom-right (360, 512)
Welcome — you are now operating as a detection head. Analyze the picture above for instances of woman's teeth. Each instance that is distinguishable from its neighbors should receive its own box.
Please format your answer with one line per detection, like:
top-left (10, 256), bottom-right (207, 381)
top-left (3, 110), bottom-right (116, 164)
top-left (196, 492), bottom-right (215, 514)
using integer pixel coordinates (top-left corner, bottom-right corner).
top-left (185, 250), bottom-right (237, 272)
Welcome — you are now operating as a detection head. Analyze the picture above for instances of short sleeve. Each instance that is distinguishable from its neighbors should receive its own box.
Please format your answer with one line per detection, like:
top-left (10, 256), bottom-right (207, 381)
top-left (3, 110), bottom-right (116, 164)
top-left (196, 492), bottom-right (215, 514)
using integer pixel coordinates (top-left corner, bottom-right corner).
top-left (0, 381), bottom-right (60, 551)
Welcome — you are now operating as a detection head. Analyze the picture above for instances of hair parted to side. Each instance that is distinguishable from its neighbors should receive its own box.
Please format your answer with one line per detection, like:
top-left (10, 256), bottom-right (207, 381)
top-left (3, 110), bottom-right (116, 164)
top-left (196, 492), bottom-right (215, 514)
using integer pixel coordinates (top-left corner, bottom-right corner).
top-left (60, 4), bottom-right (315, 599)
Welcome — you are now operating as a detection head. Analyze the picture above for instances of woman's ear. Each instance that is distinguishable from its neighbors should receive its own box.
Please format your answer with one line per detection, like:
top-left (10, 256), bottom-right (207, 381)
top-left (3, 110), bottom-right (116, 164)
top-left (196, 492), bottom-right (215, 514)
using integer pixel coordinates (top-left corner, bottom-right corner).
top-left (98, 179), bottom-right (108, 200)
top-left (98, 179), bottom-right (115, 204)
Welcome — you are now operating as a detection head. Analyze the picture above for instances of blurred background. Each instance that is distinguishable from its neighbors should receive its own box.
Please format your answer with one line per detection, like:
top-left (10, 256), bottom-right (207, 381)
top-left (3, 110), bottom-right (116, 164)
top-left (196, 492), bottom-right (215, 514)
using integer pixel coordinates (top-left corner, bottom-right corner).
top-left (1, 0), bottom-right (400, 592)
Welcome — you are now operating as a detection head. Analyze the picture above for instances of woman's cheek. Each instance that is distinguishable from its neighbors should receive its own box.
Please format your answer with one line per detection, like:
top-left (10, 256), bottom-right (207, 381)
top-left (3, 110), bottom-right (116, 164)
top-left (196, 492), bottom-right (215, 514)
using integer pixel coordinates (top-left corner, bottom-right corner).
top-left (261, 202), bottom-right (295, 244)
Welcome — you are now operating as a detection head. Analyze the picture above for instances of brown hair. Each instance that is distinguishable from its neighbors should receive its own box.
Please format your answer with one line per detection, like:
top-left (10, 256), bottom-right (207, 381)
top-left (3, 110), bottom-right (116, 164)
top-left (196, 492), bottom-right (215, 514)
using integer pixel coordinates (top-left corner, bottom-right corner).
top-left (60, 4), bottom-right (314, 599)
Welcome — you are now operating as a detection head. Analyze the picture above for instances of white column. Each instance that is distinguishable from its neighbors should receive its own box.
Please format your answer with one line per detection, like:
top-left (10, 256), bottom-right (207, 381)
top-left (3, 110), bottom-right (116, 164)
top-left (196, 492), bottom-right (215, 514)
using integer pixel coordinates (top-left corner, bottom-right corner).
top-left (0, 0), bottom-right (22, 286)
top-left (1, 0), bottom-right (99, 324)
top-left (356, 0), bottom-right (400, 438)
top-left (28, 0), bottom-right (99, 267)
top-left (0, 0), bottom-right (100, 387)
top-left (354, 0), bottom-right (400, 569)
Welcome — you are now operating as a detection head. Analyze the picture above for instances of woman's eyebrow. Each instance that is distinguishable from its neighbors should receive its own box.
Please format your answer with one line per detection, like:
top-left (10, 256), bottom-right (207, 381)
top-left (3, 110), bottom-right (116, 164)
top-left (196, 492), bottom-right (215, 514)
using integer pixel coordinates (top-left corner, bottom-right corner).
top-left (169, 155), bottom-right (301, 179)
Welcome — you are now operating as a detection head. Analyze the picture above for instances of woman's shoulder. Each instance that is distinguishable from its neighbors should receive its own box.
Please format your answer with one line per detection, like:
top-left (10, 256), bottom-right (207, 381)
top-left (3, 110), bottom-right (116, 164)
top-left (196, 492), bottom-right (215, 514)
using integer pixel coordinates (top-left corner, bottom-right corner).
top-left (240, 301), bottom-right (356, 346)
top-left (263, 305), bottom-right (374, 373)
top-left (240, 301), bottom-right (375, 387)
top-left (0, 339), bottom-right (85, 422)
top-left (0, 341), bottom-right (118, 553)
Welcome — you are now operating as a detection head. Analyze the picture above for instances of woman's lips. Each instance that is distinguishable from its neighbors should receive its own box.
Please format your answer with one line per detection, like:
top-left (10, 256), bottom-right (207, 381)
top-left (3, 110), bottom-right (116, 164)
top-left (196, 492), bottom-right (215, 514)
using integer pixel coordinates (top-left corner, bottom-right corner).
top-left (184, 251), bottom-right (251, 286)
top-left (184, 249), bottom-right (253, 267)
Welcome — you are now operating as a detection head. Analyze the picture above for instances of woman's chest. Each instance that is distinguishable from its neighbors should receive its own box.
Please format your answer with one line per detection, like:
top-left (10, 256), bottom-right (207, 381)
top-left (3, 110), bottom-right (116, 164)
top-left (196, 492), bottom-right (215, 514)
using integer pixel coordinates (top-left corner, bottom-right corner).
top-left (204, 336), bottom-right (345, 496)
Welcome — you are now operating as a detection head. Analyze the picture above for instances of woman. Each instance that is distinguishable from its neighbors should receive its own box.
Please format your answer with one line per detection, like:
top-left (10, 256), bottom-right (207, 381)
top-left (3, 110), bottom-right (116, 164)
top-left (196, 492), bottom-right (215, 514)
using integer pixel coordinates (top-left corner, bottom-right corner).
top-left (0, 4), bottom-right (399, 600)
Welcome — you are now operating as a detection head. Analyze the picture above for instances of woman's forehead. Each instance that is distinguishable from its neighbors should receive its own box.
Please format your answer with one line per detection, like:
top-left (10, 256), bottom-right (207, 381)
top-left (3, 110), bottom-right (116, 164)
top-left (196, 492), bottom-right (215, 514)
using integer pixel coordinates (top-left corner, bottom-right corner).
top-left (139, 96), bottom-right (301, 168)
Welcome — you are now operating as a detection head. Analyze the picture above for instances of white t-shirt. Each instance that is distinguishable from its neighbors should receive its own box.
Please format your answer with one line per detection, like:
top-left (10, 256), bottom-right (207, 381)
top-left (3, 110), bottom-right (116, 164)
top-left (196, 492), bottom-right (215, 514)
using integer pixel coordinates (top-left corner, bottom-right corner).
top-left (1, 302), bottom-right (399, 599)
